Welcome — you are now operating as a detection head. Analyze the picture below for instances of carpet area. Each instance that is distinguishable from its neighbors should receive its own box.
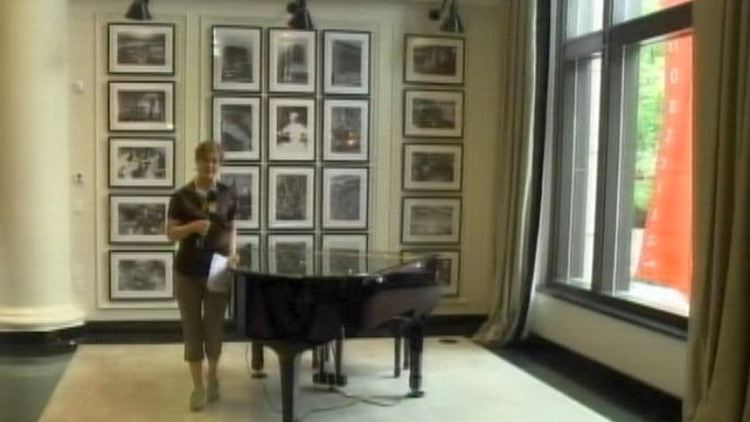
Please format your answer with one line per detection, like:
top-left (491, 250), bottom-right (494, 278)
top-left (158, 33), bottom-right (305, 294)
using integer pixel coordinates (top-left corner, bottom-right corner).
top-left (40, 337), bottom-right (609, 421)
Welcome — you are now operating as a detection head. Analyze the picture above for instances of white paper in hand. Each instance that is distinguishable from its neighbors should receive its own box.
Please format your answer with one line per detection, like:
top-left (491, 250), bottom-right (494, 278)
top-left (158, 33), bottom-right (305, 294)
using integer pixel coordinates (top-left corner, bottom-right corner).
top-left (207, 253), bottom-right (232, 293)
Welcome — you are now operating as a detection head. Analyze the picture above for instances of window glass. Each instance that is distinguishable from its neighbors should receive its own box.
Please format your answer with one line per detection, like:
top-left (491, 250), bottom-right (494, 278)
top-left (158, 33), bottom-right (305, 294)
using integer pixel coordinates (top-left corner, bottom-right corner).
top-left (613, 0), bottom-right (691, 23)
top-left (554, 56), bottom-right (602, 289)
top-left (614, 33), bottom-right (693, 316)
top-left (566, 0), bottom-right (604, 38)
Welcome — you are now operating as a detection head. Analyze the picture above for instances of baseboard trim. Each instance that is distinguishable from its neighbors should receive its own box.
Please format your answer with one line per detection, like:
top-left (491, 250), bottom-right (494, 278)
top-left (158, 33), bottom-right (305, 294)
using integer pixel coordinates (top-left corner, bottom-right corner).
top-left (0, 314), bottom-right (487, 350)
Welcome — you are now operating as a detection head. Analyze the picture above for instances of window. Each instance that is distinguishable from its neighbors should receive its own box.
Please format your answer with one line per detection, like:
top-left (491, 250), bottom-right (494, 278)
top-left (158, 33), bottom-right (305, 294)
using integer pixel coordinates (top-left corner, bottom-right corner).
top-left (548, 0), bottom-right (692, 326)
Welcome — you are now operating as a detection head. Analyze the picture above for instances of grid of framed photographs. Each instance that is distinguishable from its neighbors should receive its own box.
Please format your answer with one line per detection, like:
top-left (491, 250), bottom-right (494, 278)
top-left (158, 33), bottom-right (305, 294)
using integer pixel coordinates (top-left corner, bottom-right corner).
top-left (401, 34), bottom-right (465, 297)
top-left (209, 27), bottom-right (372, 265)
top-left (106, 22), bottom-right (178, 303)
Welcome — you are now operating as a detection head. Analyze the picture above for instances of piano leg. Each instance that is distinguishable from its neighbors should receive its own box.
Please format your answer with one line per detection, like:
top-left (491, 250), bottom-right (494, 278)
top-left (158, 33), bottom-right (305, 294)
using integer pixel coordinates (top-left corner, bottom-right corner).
top-left (393, 324), bottom-right (402, 378)
top-left (251, 342), bottom-right (267, 379)
top-left (276, 348), bottom-right (301, 422)
top-left (406, 322), bottom-right (424, 398)
top-left (333, 332), bottom-right (347, 386)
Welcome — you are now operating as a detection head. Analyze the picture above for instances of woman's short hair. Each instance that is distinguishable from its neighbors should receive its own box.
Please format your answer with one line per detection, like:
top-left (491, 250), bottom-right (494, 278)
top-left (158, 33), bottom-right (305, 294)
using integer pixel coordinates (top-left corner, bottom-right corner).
top-left (194, 141), bottom-right (224, 162)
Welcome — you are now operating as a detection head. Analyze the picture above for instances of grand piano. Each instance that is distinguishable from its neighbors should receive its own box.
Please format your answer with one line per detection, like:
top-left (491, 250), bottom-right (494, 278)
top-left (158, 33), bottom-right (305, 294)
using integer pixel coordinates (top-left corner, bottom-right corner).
top-left (232, 247), bottom-right (440, 422)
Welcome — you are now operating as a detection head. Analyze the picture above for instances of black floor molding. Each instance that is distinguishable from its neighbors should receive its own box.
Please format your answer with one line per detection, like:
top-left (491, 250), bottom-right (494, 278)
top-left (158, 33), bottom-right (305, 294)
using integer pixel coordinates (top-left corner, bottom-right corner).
top-left (490, 335), bottom-right (682, 422)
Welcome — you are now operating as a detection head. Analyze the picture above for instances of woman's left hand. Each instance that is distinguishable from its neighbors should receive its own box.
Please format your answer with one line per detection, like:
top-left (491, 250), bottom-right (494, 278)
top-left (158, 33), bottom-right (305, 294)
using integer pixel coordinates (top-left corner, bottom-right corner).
top-left (228, 254), bottom-right (240, 268)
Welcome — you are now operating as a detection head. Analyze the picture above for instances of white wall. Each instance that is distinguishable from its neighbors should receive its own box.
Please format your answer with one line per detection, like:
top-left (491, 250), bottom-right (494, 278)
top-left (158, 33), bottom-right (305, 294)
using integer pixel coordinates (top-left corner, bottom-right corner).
top-left (529, 293), bottom-right (686, 397)
top-left (67, 0), bottom-right (505, 321)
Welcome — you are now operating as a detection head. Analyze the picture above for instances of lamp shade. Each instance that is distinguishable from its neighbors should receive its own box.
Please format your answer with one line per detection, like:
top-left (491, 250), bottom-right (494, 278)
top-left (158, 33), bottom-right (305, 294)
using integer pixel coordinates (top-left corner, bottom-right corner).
top-left (125, 0), bottom-right (152, 21)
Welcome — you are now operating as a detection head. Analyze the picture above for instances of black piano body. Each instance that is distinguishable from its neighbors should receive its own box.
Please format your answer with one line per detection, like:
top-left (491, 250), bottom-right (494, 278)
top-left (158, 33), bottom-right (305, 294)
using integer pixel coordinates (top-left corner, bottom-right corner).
top-left (233, 253), bottom-right (440, 422)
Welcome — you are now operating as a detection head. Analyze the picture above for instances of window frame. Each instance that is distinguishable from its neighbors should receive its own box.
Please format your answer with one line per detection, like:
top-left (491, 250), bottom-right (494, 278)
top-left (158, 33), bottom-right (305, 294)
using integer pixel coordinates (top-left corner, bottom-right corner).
top-left (545, 0), bottom-right (692, 336)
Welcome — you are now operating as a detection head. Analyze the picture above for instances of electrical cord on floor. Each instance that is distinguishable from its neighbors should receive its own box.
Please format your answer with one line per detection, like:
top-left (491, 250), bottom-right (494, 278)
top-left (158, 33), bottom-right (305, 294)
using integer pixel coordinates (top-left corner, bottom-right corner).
top-left (244, 344), bottom-right (407, 420)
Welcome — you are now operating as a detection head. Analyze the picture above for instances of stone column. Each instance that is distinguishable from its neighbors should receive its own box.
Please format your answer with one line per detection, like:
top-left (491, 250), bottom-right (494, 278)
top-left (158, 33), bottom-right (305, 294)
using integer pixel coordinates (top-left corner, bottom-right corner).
top-left (0, 0), bottom-right (83, 331)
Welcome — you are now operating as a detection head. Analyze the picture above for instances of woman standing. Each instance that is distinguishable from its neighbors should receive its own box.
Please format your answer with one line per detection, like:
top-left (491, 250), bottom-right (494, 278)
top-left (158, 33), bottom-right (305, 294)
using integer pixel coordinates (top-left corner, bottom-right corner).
top-left (166, 141), bottom-right (237, 411)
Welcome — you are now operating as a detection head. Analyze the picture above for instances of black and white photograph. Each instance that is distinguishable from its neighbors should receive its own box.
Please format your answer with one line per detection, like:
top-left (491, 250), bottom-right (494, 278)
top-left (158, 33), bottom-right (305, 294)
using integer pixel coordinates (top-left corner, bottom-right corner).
top-left (236, 234), bottom-right (261, 272)
top-left (108, 23), bottom-right (174, 74)
top-left (403, 90), bottom-right (464, 138)
top-left (267, 234), bottom-right (315, 275)
top-left (109, 81), bottom-right (175, 132)
top-left (402, 250), bottom-right (460, 296)
top-left (323, 99), bottom-right (369, 161)
top-left (109, 138), bottom-right (174, 188)
top-left (213, 97), bottom-right (261, 161)
top-left (212, 26), bottom-right (262, 91)
top-left (404, 35), bottom-right (464, 85)
top-left (268, 29), bottom-right (316, 93)
top-left (109, 195), bottom-right (170, 244)
top-left (403, 143), bottom-right (463, 191)
top-left (268, 166), bottom-right (315, 229)
top-left (220, 165), bottom-right (260, 230)
top-left (401, 197), bottom-right (462, 244)
top-left (321, 234), bottom-right (368, 276)
top-left (322, 167), bottom-right (368, 229)
top-left (268, 97), bottom-right (315, 161)
top-left (323, 31), bottom-right (370, 95)
top-left (110, 251), bottom-right (174, 300)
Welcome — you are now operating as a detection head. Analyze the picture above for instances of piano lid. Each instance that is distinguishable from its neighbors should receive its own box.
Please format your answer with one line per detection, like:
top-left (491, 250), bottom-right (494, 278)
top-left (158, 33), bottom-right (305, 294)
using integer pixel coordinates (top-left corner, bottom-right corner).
top-left (232, 247), bottom-right (436, 279)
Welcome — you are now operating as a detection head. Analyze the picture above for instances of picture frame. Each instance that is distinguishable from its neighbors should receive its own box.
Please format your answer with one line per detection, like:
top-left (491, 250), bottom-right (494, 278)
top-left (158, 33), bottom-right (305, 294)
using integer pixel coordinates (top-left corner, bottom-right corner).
top-left (268, 97), bottom-right (316, 161)
top-left (213, 96), bottom-right (261, 161)
top-left (321, 234), bottom-right (368, 276)
top-left (268, 166), bottom-right (315, 230)
top-left (220, 165), bottom-right (261, 230)
top-left (322, 98), bottom-right (369, 162)
top-left (401, 197), bottom-right (462, 245)
top-left (404, 34), bottom-right (465, 85)
top-left (267, 234), bottom-right (315, 275)
top-left (402, 249), bottom-right (460, 297)
top-left (108, 23), bottom-right (174, 75)
top-left (403, 89), bottom-right (464, 138)
top-left (322, 167), bottom-right (368, 230)
top-left (109, 81), bottom-right (175, 132)
top-left (323, 30), bottom-right (370, 95)
top-left (108, 137), bottom-right (175, 188)
top-left (403, 143), bottom-right (463, 191)
top-left (109, 194), bottom-right (171, 244)
top-left (268, 28), bottom-right (316, 93)
top-left (109, 250), bottom-right (175, 300)
top-left (236, 233), bottom-right (262, 272)
top-left (212, 26), bottom-right (262, 92)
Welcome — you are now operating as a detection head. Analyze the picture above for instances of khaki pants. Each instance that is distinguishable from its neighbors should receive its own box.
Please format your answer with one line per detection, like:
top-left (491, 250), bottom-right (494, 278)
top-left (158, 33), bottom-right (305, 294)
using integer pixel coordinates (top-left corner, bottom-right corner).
top-left (175, 271), bottom-right (229, 362)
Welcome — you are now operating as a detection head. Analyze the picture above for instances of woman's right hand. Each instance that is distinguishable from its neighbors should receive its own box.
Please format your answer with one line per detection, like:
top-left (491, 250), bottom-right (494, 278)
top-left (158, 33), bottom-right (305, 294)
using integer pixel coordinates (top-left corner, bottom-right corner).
top-left (192, 219), bottom-right (210, 236)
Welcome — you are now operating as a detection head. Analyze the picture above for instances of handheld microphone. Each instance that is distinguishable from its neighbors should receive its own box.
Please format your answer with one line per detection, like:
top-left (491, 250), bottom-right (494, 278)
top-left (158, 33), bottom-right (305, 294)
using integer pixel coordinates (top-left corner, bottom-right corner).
top-left (197, 189), bottom-right (219, 249)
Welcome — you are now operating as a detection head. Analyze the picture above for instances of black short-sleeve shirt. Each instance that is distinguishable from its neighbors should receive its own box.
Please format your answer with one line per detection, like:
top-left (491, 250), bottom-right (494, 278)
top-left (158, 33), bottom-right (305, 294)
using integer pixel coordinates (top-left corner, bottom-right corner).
top-left (168, 181), bottom-right (237, 278)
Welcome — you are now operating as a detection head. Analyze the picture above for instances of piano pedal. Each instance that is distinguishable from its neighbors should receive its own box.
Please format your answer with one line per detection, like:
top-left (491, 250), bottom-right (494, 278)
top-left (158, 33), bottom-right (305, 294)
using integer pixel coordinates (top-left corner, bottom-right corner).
top-left (312, 372), bottom-right (348, 387)
top-left (251, 371), bottom-right (267, 379)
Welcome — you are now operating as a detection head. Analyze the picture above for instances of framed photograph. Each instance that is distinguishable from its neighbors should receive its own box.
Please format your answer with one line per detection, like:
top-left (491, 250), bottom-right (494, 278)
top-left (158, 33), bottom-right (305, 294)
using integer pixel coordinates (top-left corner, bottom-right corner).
top-left (322, 98), bottom-right (369, 161)
top-left (403, 143), bottom-right (463, 191)
top-left (268, 97), bottom-right (316, 161)
top-left (108, 23), bottom-right (174, 75)
top-left (268, 28), bottom-right (316, 93)
top-left (109, 81), bottom-right (175, 132)
top-left (109, 251), bottom-right (174, 300)
top-left (322, 167), bottom-right (368, 230)
top-left (268, 166), bottom-right (315, 230)
top-left (236, 234), bottom-right (261, 272)
top-left (267, 234), bottom-right (315, 276)
top-left (109, 195), bottom-right (170, 244)
top-left (321, 234), bottom-right (368, 275)
top-left (212, 26), bottom-right (262, 92)
top-left (109, 137), bottom-right (174, 188)
top-left (402, 250), bottom-right (460, 297)
top-left (213, 96), bottom-right (261, 161)
top-left (403, 90), bottom-right (464, 138)
top-left (220, 165), bottom-right (260, 230)
top-left (323, 30), bottom-right (370, 95)
top-left (401, 197), bottom-right (462, 245)
top-left (404, 35), bottom-right (464, 85)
